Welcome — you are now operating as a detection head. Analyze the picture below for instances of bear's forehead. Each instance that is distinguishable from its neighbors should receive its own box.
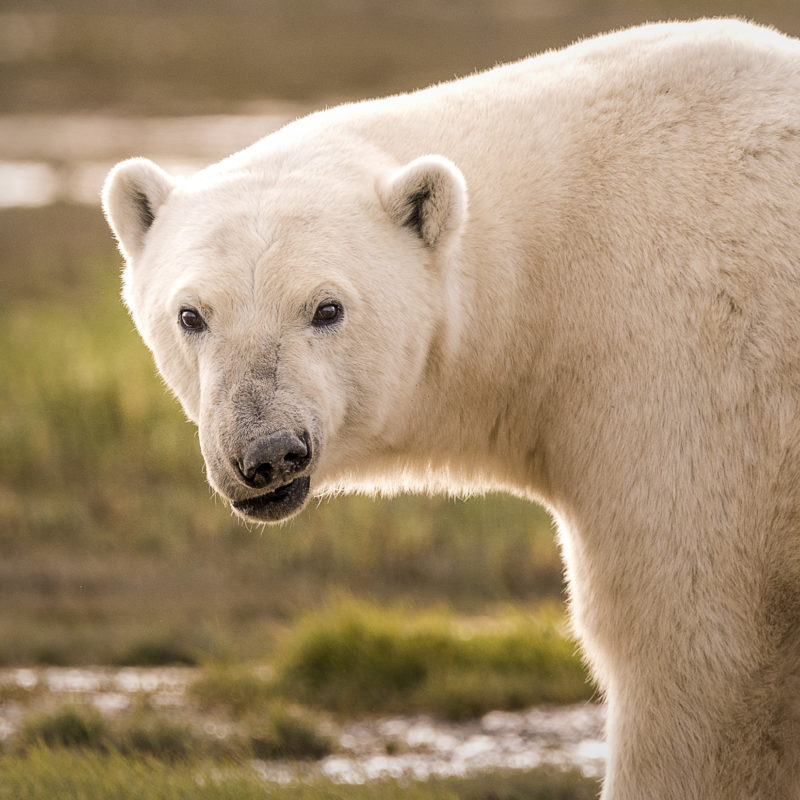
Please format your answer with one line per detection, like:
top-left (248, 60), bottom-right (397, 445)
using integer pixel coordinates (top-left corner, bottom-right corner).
top-left (156, 160), bottom-right (385, 283)
top-left (148, 192), bottom-right (360, 316)
top-left (162, 199), bottom-right (352, 273)
top-left (171, 160), bottom-right (375, 243)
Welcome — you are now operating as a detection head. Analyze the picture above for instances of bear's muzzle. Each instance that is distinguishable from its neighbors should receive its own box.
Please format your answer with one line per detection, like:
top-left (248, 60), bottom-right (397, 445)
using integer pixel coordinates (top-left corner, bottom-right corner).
top-left (228, 428), bottom-right (314, 522)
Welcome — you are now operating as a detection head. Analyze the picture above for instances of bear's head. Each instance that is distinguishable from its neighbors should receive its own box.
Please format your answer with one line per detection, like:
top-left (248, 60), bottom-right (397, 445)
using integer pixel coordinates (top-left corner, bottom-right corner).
top-left (102, 141), bottom-right (468, 522)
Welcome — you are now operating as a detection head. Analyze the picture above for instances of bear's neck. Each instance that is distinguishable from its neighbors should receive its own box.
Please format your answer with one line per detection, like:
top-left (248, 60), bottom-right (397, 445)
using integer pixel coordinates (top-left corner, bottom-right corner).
top-left (400, 201), bottom-right (565, 505)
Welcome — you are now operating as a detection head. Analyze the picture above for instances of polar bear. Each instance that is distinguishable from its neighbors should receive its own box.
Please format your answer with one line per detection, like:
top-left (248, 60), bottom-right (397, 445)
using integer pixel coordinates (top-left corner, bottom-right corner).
top-left (103, 18), bottom-right (800, 799)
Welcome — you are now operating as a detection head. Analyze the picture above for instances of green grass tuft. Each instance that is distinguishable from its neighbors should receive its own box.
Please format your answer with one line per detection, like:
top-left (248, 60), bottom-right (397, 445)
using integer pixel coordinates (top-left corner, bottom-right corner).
top-left (247, 703), bottom-right (332, 761)
top-left (11, 703), bottom-right (242, 763)
top-left (112, 712), bottom-right (205, 763)
top-left (274, 602), bottom-right (592, 718)
top-left (190, 671), bottom-right (333, 759)
top-left (191, 667), bottom-right (276, 717)
top-left (15, 705), bottom-right (108, 753)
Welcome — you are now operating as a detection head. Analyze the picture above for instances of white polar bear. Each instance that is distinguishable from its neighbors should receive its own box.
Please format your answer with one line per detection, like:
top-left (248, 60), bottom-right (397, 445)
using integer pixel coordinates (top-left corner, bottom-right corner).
top-left (103, 18), bottom-right (800, 799)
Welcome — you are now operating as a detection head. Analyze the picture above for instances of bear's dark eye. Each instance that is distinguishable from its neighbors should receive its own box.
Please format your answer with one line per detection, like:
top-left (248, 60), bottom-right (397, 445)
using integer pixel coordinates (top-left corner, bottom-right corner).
top-left (179, 307), bottom-right (207, 333)
top-left (312, 302), bottom-right (342, 328)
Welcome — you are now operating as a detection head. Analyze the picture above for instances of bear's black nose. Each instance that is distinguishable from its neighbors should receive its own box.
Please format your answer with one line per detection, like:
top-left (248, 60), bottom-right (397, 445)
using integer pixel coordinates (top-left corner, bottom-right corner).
top-left (237, 430), bottom-right (310, 489)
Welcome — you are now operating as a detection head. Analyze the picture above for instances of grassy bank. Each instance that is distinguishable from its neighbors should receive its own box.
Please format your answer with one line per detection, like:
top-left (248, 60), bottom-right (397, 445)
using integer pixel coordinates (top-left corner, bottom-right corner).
top-left (189, 602), bottom-right (593, 720)
top-left (270, 602), bottom-right (591, 717)
top-left (0, 601), bottom-right (597, 793)
top-left (0, 748), bottom-right (600, 800)
top-left (1, 601), bottom-right (593, 738)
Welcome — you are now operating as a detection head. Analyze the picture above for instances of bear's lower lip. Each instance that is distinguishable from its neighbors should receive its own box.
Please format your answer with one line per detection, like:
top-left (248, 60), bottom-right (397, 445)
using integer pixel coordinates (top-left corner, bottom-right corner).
top-left (230, 476), bottom-right (311, 522)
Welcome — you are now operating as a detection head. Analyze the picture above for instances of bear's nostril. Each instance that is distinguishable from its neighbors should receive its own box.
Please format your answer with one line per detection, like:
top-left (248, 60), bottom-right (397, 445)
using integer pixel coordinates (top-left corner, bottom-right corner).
top-left (279, 433), bottom-right (310, 470)
top-left (237, 459), bottom-right (272, 488)
top-left (251, 463), bottom-right (273, 486)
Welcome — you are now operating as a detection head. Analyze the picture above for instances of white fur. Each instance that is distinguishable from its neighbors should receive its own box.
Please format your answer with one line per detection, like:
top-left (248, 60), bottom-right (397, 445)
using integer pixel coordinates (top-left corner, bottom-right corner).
top-left (104, 19), bottom-right (800, 798)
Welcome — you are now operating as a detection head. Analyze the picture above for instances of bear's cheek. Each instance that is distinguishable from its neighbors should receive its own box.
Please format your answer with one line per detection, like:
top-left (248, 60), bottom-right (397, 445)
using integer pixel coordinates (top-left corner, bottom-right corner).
top-left (132, 313), bottom-right (203, 423)
top-left (342, 317), bottom-right (433, 423)
top-left (162, 342), bottom-right (203, 419)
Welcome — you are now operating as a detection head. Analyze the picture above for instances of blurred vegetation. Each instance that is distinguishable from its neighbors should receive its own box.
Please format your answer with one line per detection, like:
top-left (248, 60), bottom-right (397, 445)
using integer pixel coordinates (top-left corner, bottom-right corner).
top-left (189, 601), bottom-right (591, 721)
top-left (272, 602), bottom-right (591, 718)
top-left (0, 603), bottom-right (589, 786)
top-left (9, 700), bottom-right (329, 763)
top-left (0, 747), bottom-right (600, 800)
top-left (0, 656), bottom-right (598, 794)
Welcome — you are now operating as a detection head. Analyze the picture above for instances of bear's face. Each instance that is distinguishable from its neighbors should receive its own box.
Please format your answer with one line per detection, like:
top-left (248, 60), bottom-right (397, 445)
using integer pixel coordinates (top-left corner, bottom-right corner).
top-left (103, 149), bottom-right (467, 522)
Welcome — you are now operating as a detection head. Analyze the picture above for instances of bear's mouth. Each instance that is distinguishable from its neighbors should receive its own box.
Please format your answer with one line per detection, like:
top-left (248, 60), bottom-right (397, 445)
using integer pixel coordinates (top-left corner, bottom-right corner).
top-left (230, 476), bottom-right (311, 522)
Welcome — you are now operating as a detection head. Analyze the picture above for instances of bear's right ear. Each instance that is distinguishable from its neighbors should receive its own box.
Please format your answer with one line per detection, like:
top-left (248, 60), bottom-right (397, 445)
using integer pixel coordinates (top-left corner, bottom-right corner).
top-left (380, 155), bottom-right (468, 249)
top-left (102, 158), bottom-right (176, 260)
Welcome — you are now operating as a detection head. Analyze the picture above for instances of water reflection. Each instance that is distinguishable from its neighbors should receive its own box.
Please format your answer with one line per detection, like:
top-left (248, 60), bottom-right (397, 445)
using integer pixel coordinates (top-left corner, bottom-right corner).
top-left (315, 704), bottom-right (606, 783)
top-left (0, 108), bottom-right (304, 208)
top-left (0, 667), bottom-right (605, 782)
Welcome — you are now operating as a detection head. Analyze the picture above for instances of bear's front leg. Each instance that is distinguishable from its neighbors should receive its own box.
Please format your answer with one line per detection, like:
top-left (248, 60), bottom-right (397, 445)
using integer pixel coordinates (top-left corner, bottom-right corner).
top-left (590, 596), bottom-right (800, 800)
top-left (602, 680), bottom-right (724, 800)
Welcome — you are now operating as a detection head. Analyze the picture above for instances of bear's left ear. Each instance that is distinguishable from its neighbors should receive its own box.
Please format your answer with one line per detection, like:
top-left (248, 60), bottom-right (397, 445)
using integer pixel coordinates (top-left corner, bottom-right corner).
top-left (102, 157), bottom-right (177, 261)
top-left (380, 155), bottom-right (467, 249)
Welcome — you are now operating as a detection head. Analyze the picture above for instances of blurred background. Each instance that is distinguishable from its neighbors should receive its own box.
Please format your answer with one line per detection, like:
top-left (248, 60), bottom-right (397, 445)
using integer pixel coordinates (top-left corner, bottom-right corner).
top-left (1, 0), bottom-right (799, 795)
